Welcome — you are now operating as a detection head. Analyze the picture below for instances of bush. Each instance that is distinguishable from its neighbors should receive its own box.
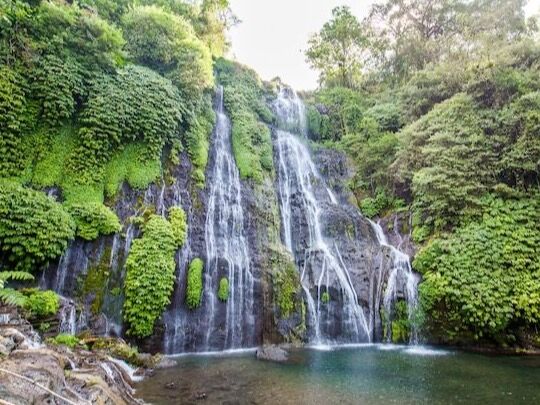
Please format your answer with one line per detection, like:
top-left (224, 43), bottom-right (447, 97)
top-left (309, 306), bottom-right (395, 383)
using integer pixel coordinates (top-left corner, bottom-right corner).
top-left (186, 258), bottom-right (203, 309)
top-left (123, 215), bottom-right (177, 337)
top-left (24, 290), bottom-right (60, 318)
top-left (104, 142), bottom-right (162, 198)
top-left (0, 181), bottom-right (75, 272)
top-left (218, 277), bottom-right (229, 302)
top-left (71, 66), bottom-right (182, 184)
top-left (274, 262), bottom-right (300, 318)
top-left (415, 195), bottom-right (540, 342)
top-left (49, 334), bottom-right (80, 348)
top-left (66, 202), bottom-right (121, 240)
top-left (168, 206), bottom-right (187, 247)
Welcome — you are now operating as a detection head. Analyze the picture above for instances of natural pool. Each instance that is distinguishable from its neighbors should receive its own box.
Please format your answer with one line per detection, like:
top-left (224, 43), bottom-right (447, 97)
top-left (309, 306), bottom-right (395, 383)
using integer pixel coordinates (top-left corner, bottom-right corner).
top-left (135, 344), bottom-right (540, 404)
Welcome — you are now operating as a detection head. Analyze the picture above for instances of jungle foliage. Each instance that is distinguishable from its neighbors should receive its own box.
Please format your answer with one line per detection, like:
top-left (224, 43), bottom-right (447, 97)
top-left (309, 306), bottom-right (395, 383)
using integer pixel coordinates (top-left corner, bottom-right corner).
top-left (307, 0), bottom-right (540, 345)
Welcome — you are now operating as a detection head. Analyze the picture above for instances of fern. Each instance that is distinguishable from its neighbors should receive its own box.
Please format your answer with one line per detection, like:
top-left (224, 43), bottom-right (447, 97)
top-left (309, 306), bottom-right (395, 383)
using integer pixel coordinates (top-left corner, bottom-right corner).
top-left (0, 271), bottom-right (34, 307)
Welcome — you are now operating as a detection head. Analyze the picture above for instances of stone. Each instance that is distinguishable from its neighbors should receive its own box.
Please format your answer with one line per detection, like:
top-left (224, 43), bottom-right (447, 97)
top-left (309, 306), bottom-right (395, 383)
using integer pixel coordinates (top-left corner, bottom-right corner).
top-left (155, 357), bottom-right (177, 369)
top-left (256, 345), bottom-right (289, 362)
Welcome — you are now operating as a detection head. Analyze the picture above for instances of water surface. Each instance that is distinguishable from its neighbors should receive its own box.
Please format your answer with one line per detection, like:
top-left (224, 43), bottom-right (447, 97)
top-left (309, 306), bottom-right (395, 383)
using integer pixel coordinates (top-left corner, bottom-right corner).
top-left (135, 345), bottom-right (540, 404)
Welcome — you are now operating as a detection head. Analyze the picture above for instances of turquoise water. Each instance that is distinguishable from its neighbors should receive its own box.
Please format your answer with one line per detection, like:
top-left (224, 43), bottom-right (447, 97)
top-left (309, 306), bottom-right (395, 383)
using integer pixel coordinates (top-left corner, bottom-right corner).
top-left (135, 345), bottom-right (540, 404)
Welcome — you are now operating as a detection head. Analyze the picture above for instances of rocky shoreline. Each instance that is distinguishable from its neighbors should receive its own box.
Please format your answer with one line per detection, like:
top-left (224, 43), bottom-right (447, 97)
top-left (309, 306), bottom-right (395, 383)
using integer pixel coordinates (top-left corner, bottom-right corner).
top-left (0, 307), bottom-right (149, 404)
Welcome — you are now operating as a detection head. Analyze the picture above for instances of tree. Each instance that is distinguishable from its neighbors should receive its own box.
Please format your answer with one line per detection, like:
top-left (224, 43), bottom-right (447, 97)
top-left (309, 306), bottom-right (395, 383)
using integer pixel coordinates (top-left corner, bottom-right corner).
top-left (305, 6), bottom-right (368, 88)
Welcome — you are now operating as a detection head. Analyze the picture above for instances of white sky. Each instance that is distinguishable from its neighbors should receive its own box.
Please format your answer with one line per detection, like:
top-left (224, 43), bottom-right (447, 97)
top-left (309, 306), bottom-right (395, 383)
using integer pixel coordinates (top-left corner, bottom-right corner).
top-left (228, 0), bottom-right (540, 90)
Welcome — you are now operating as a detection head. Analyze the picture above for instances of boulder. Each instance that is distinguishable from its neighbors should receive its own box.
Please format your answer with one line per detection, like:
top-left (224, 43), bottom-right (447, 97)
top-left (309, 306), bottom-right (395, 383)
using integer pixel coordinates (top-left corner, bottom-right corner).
top-left (256, 345), bottom-right (288, 362)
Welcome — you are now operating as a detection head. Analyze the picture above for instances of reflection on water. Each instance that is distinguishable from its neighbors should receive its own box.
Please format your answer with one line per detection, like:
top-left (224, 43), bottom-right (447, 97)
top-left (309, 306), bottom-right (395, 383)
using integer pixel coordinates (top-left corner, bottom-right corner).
top-left (136, 345), bottom-right (540, 404)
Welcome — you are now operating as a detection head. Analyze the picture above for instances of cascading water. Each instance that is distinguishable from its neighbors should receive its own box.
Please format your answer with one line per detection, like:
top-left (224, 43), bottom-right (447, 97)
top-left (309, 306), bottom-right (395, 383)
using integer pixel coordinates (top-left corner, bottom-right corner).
top-left (274, 88), bottom-right (371, 344)
top-left (370, 220), bottom-right (420, 343)
top-left (163, 86), bottom-right (256, 353)
top-left (202, 85), bottom-right (255, 350)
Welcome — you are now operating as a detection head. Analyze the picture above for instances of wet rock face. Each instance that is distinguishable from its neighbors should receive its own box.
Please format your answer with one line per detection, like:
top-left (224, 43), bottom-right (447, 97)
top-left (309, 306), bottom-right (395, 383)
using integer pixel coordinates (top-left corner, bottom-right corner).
top-left (274, 135), bottom-right (398, 343)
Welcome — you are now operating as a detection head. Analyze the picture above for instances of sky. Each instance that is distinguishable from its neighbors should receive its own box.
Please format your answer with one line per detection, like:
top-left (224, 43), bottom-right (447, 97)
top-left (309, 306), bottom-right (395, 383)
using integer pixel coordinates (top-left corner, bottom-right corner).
top-left (228, 0), bottom-right (540, 91)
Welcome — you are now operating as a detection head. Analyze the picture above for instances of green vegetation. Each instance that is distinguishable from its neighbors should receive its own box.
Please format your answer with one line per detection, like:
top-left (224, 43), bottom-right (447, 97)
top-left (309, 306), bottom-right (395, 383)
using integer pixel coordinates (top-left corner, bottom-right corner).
top-left (274, 262), bottom-right (300, 319)
top-left (321, 291), bottom-right (330, 304)
top-left (23, 289), bottom-right (60, 318)
top-left (48, 334), bottom-right (81, 348)
top-left (0, 181), bottom-right (75, 272)
top-left (308, 0), bottom-right (540, 345)
top-left (82, 250), bottom-right (111, 315)
top-left (0, 271), bottom-right (34, 306)
top-left (215, 58), bottom-right (274, 181)
top-left (218, 277), bottom-right (229, 302)
top-left (415, 196), bottom-right (540, 342)
top-left (186, 258), bottom-right (204, 309)
top-left (0, 0), bottom-right (230, 309)
top-left (185, 97), bottom-right (215, 187)
top-left (169, 206), bottom-right (188, 247)
top-left (123, 215), bottom-right (177, 337)
top-left (66, 203), bottom-right (121, 240)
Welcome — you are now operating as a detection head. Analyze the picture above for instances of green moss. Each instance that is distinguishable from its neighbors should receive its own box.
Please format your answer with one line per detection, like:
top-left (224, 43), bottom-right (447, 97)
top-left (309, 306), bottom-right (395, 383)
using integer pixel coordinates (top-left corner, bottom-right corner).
top-left (168, 206), bottom-right (187, 247)
top-left (186, 258), bottom-right (204, 309)
top-left (390, 301), bottom-right (411, 343)
top-left (321, 291), bottom-right (330, 304)
top-left (23, 290), bottom-right (60, 318)
top-left (218, 277), bottom-right (229, 302)
top-left (215, 58), bottom-right (275, 182)
top-left (82, 250), bottom-right (111, 315)
top-left (185, 98), bottom-right (215, 188)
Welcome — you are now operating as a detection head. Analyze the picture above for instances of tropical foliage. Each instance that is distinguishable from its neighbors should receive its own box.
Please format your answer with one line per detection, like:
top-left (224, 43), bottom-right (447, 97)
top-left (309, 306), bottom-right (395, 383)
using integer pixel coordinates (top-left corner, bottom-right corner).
top-left (123, 215), bottom-right (177, 338)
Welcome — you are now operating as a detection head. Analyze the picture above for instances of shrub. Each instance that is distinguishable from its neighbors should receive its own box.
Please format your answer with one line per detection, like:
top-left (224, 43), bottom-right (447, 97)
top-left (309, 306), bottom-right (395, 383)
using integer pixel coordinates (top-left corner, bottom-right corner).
top-left (123, 215), bottom-right (177, 337)
top-left (186, 258), bottom-right (203, 309)
top-left (66, 202), bottom-right (121, 240)
top-left (218, 277), bottom-right (229, 302)
top-left (0, 181), bottom-right (75, 272)
top-left (185, 98), bottom-right (215, 187)
top-left (70, 66), bottom-right (182, 184)
top-left (24, 290), bottom-right (60, 318)
top-left (416, 195), bottom-right (540, 342)
top-left (49, 334), bottom-right (80, 348)
top-left (104, 142), bottom-right (162, 198)
top-left (274, 262), bottom-right (300, 318)
top-left (168, 206), bottom-right (187, 247)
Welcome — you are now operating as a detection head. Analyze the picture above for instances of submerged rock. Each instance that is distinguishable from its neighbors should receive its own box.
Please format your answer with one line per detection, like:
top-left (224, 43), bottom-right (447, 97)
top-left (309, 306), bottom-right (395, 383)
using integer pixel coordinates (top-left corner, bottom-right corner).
top-left (256, 345), bottom-right (289, 362)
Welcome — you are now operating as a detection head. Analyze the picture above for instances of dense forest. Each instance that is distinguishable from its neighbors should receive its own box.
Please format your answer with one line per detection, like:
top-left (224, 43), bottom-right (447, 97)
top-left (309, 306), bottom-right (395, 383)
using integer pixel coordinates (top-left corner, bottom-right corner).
top-left (303, 0), bottom-right (540, 346)
top-left (0, 0), bottom-right (539, 356)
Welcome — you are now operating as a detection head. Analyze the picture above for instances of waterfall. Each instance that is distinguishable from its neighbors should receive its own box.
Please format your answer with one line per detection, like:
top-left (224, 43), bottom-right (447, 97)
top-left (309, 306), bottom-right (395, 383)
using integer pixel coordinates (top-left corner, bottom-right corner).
top-left (162, 179), bottom-right (193, 353)
top-left (274, 88), bottom-right (370, 344)
top-left (369, 220), bottom-right (420, 344)
top-left (202, 85), bottom-right (255, 350)
top-left (163, 85), bottom-right (255, 353)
